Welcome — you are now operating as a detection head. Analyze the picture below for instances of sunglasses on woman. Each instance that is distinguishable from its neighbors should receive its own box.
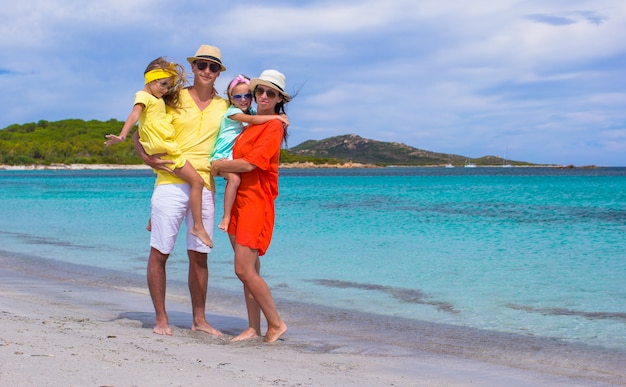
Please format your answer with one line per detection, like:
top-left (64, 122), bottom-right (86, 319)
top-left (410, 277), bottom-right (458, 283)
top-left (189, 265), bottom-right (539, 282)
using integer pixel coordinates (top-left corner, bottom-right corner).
top-left (232, 93), bottom-right (252, 101)
top-left (254, 86), bottom-right (278, 99)
top-left (195, 61), bottom-right (221, 72)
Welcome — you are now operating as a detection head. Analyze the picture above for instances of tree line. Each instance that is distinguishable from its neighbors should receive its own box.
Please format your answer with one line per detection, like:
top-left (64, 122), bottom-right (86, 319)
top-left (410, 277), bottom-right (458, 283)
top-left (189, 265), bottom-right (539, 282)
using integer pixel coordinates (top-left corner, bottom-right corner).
top-left (0, 119), bottom-right (329, 166)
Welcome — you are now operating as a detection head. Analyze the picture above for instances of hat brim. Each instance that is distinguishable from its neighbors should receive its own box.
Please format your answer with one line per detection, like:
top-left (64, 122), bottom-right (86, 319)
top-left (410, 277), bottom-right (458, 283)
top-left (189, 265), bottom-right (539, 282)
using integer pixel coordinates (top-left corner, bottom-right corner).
top-left (186, 56), bottom-right (227, 72)
top-left (249, 79), bottom-right (290, 102)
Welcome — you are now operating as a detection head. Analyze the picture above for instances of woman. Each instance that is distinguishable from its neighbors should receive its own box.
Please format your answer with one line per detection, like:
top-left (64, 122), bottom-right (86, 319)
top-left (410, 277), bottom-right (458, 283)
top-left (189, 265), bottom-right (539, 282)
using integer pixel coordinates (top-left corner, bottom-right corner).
top-left (211, 69), bottom-right (290, 343)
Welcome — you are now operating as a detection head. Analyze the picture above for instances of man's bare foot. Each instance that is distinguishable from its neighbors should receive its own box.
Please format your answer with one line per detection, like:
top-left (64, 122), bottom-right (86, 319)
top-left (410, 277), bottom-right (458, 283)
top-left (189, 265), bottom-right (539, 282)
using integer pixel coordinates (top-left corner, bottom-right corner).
top-left (231, 327), bottom-right (261, 342)
top-left (153, 323), bottom-right (173, 336)
top-left (264, 321), bottom-right (287, 343)
top-left (191, 322), bottom-right (223, 337)
top-left (217, 216), bottom-right (230, 232)
top-left (191, 226), bottom-right (213, 247)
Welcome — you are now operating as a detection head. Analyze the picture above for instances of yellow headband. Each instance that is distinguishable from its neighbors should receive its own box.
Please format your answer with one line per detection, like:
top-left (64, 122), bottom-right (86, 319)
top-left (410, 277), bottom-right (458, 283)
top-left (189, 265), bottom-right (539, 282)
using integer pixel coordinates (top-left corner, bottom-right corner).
top-left (144, 69), bottom-right (176, 84)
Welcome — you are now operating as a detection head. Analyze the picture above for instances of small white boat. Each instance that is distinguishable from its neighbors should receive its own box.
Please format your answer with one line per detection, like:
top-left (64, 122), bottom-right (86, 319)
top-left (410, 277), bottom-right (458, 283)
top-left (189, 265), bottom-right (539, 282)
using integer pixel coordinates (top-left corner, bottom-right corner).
top-left (445, 163), bottom-right (454, 168)
top-left (502, 145), bottom-right (512, 167)
top-left (464, 160), bottom-right (477, 168)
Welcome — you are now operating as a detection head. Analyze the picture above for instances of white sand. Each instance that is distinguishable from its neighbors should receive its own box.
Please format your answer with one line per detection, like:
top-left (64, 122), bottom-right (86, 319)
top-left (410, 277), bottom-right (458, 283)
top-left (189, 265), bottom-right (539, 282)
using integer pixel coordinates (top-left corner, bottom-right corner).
top-left (1, 258), bottom-right (622, 387)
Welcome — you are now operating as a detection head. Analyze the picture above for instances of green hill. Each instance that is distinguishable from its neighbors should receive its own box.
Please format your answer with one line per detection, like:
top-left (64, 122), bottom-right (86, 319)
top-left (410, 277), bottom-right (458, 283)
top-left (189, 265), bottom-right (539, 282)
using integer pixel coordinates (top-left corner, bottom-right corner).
top-left (0, 119), bottom-right (530, 167)
top-left (289, 134), bottom-right (529, 167)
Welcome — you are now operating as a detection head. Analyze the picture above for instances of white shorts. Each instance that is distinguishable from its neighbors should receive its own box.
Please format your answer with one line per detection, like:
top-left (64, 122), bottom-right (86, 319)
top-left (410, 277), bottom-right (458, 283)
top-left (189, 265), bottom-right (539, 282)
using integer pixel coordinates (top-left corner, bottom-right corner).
top-left (150, 184), bottom-right (215, 255)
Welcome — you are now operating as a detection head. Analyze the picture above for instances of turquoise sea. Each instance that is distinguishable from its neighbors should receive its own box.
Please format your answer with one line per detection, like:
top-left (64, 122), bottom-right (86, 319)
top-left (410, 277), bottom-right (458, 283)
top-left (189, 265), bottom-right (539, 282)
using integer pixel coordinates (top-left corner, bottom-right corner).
top-left (1, 167), bottom-right (625, 358)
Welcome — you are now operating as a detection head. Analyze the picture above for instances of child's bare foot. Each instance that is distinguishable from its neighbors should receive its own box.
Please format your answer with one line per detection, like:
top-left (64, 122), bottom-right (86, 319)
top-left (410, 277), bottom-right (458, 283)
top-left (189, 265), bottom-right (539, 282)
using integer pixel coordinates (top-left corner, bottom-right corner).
top-left (264, 321), bottom-right (287, 343)
top-left (217, 216), bottom-right (230, 232)
top-left (191, 226), bottom-right (213, 248)
top-left (231, 327), bottom-right (261, 342)
top-left (146, 219), bottom-right (152, 232)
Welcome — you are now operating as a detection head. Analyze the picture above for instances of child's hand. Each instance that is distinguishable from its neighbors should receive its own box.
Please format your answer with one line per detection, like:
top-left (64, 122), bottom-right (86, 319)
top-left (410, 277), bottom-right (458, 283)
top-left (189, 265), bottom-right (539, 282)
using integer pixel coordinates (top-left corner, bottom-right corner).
top-left (278, 114), bottom-right (290, 128)
top-left (104, 134), bottom-right (125, 146)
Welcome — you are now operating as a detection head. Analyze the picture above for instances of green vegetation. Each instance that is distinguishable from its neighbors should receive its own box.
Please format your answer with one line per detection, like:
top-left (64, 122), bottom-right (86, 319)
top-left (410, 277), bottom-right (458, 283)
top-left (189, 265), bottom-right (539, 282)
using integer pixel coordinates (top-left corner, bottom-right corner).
top-left (279, 150), bottom-right (342, 165)
top-left (0, 120), bottom-right (534, 167)
top-left (0, 119), bottom-right (140, 165)
top-left (0, 119), bottom-right (336, 166)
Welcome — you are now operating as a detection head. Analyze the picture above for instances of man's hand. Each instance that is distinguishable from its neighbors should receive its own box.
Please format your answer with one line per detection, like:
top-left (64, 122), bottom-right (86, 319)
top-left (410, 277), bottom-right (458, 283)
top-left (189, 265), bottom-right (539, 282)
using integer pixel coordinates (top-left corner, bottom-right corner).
top-left (132, 131), bottom-right (174, 172)
top-left (144, 153), bottom-right (174, 173)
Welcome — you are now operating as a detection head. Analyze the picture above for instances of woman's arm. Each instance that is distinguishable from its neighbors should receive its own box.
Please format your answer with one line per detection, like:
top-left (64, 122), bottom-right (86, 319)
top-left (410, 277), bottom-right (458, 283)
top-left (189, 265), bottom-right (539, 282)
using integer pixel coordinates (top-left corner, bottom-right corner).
top-left (211, 158), bottom-right (256, 176)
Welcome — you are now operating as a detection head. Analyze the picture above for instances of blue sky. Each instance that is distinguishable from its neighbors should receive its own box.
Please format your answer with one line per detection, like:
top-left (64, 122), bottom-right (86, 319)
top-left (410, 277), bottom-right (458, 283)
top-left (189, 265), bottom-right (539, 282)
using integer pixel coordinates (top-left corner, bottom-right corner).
top-left (1, 1), bottom-right (625, 166)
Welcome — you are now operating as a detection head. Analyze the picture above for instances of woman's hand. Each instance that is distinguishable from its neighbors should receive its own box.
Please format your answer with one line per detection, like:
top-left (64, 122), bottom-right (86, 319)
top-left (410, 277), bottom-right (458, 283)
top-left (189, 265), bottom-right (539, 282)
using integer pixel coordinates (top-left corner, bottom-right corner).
top-left (211, 159), bottom-right (225, 176)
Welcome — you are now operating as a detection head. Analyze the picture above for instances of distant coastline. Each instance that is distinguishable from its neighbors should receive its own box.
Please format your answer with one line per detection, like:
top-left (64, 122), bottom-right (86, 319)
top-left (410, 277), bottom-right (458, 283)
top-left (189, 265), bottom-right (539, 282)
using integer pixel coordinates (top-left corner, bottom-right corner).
top-left (0, 162), bottom-right (380, 170)
top-left (0, 162), bottom-right (603, 171)
top-left (0, 164), bottom-right (152, 171)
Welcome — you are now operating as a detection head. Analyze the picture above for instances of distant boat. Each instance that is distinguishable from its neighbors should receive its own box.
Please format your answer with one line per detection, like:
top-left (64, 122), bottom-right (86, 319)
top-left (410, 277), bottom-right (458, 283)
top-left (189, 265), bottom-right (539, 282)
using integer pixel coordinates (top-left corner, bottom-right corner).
top-left (445, 163), bottom-right (454, 168)
top-left (502, 145), bottom-right (512, 167)
top-left (464, 160), bottom-right (477, 168)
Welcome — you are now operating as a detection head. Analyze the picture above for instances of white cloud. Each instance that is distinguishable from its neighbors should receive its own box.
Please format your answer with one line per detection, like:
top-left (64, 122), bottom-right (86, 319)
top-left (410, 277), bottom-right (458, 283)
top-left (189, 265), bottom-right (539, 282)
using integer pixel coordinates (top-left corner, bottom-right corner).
top-left (1, 0), bottom-right (625, 165)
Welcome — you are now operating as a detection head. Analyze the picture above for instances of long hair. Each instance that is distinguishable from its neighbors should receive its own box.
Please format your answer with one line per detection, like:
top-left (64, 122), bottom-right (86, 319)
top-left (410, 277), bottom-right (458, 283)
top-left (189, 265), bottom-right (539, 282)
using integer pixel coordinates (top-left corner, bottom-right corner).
top-left (275, 94), bottom-right (290, 146)
top-left (144, 57), bottom-right (187, 109)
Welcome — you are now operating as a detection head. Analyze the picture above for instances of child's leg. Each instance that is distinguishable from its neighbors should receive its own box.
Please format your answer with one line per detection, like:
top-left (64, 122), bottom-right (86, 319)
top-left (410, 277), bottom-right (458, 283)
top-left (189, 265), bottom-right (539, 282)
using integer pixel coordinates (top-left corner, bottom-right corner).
top-left (218, 172), bottom-right (241, 232)
top-left (173, 161), bottom-right (213, 247)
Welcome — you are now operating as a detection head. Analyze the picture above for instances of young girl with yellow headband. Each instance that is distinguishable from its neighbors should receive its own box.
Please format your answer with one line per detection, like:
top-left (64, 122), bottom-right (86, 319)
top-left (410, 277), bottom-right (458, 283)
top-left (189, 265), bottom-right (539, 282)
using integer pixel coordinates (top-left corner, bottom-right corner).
top-left (106, 57), bottom-right (214, 248)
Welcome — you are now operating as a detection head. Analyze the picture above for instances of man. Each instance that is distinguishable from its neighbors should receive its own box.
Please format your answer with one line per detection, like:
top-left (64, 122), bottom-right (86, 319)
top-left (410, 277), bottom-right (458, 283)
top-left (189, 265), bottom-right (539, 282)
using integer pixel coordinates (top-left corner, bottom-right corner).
top-left (133, 45), bottom-right (229, 335)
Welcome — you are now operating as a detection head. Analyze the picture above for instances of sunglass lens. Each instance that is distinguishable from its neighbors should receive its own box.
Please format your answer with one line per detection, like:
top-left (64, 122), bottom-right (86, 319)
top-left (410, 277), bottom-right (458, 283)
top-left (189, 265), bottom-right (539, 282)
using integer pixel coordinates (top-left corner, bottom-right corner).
top-left (233, 93), bottom-right (252, 101)
top-left (195, 61), bottom-right (220, 72)
top-left (255, 87), bottom-right (277, 98)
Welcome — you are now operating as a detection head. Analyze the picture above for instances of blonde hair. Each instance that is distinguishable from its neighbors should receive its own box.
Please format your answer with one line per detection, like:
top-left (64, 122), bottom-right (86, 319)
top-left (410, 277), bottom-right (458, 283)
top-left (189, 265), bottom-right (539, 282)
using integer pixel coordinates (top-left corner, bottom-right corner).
top-left (144, 57), bottom-right (187, 109)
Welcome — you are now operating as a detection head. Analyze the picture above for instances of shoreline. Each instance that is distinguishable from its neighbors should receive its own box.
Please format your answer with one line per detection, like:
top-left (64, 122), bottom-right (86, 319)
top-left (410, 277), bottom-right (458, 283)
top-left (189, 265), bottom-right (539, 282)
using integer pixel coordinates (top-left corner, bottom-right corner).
top-left (0, 163), bottom-right (598, 171)
top-left (0, 162), bottom-right (380, 170)
top-left (1, 251), bottom-right (624, 386)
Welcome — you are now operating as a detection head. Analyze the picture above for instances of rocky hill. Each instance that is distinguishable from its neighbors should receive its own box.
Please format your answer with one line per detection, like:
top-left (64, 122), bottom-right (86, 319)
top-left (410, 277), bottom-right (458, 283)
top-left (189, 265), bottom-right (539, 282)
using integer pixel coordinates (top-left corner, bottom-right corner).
top-left (289, 134), bottom-right (520, 167)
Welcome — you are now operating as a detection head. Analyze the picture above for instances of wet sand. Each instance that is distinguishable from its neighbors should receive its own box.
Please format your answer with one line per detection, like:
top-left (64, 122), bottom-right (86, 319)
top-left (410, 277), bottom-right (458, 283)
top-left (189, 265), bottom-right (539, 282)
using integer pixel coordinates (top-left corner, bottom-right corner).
top-left (0, 251), bottom-right (624, 386)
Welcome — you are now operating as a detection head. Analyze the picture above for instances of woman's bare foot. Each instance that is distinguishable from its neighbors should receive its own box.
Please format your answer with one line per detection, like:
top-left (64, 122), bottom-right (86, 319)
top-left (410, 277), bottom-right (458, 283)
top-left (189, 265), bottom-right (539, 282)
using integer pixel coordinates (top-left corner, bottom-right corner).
top-left (191, 226), bottom-right (213, 247)
top-left (217, 216), bottom-right (230, 232)
top-left (191, 322), bottom-right (223, 336)
top-left (153, 322), bottom-right (173, 336)
top-left (231, 327), bottom-right (261, 342)
top-left (264, 321), bottom-right (287, 343)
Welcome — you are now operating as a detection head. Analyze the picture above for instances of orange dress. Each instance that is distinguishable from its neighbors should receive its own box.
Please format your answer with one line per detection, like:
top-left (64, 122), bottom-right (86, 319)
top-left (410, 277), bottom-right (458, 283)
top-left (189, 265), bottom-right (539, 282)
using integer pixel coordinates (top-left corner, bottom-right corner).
top-left (227, 120), bottom-right (283, 256)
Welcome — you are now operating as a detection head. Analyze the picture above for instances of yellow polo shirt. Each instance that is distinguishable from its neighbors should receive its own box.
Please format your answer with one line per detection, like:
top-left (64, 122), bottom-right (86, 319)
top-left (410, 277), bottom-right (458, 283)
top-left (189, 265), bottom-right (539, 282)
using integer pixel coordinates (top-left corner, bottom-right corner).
top-left (155, 88), bottom-right (229, 190)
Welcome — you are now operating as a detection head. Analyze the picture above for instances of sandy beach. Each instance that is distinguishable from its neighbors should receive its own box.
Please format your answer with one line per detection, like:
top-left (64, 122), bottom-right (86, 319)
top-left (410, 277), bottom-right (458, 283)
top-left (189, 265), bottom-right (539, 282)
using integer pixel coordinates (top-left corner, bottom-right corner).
top-left (1, 251), bottom-right (624, 387)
